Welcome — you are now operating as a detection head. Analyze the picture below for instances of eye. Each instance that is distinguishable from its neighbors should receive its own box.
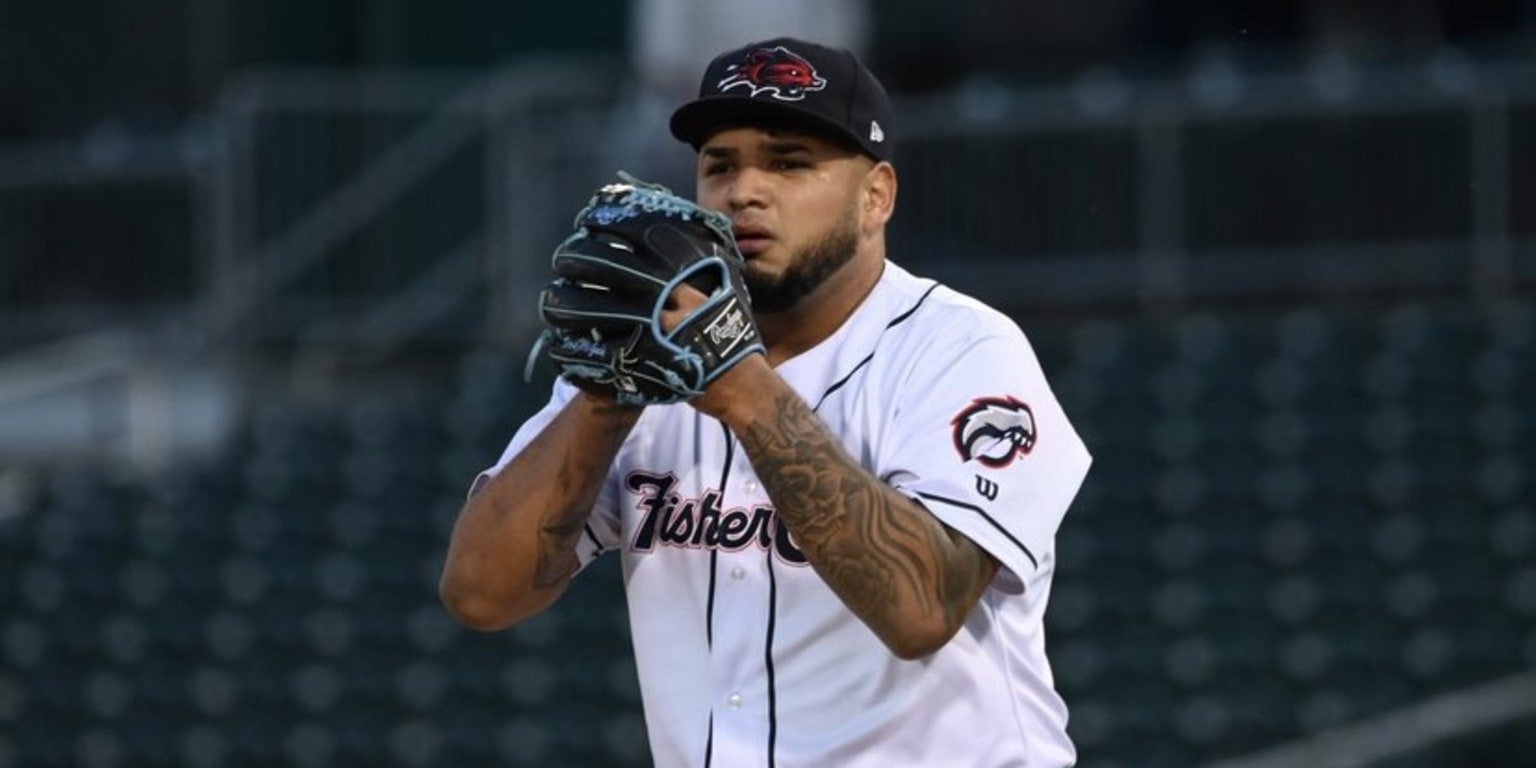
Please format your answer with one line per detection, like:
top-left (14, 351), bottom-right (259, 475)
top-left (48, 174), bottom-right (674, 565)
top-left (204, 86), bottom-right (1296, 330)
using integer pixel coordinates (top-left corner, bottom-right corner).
top-left (701, 161), bottom-right (733, 176)
top-left (772, 157), bottom-right (810, 171)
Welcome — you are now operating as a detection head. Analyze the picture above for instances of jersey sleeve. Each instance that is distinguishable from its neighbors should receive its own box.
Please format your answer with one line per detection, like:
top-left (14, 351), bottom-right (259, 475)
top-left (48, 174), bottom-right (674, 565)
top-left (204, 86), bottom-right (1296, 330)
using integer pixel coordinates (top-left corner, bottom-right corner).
top-left (468, 379), bottom-right (625, 571)
top-left (878, 321), bottom-right (1091, 591)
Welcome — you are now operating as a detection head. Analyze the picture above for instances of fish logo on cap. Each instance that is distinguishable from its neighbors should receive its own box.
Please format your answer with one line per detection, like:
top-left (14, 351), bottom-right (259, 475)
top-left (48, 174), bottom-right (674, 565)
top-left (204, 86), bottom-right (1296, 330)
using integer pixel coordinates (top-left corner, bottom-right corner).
top-left (716, 45), bottom-right (828, 101)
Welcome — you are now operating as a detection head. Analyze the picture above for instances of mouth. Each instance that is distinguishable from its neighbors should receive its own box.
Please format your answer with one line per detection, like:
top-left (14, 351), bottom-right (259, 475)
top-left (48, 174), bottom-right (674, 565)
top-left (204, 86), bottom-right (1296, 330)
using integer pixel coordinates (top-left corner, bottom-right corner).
top-left (732, 225), bottom-right (773, 257)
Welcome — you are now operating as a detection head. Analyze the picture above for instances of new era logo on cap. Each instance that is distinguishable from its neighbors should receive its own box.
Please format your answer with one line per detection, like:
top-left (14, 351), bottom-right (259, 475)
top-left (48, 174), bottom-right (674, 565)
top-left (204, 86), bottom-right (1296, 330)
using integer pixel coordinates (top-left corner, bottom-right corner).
top-left (670, 37), bottom-right (895, 163)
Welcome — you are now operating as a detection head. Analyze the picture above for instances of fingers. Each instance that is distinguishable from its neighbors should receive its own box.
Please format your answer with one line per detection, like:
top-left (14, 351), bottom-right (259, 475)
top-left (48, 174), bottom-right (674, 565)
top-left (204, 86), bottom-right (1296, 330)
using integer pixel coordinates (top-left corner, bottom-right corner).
top-left (659, 283), bottom-right (709, 333)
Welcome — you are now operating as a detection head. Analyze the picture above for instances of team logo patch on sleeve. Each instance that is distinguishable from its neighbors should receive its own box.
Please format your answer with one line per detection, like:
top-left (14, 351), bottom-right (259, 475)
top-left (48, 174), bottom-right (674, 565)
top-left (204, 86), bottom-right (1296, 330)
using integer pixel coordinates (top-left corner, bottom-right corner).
top-left (951, 396), bottom-right (1037, 468)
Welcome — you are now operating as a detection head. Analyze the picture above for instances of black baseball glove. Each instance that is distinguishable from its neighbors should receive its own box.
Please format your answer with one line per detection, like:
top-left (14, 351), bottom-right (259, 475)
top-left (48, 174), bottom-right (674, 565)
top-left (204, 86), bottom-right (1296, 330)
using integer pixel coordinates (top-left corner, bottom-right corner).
top-left (528, 173), bottom-right (765, 406)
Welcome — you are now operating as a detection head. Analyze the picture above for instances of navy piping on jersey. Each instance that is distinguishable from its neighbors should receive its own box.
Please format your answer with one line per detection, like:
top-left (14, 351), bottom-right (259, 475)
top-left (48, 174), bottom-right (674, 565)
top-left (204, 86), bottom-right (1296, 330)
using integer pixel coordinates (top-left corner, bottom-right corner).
top-left (914, 491), bottom-right (1040, 570)
top-left (708, 421), bottom-right (731, 649)
top-left (711, 279), bottom-right (942, 766)
top-left (765, 542), bottom-right (780, 767)
top-left (703, 420), bottom-right (733, 768)
top-left (811, 282), bottom-right (940, 413)
top-left (749, 279), bottom-right (940, 763)
top-left (581, 524), bottom-right (604, 554)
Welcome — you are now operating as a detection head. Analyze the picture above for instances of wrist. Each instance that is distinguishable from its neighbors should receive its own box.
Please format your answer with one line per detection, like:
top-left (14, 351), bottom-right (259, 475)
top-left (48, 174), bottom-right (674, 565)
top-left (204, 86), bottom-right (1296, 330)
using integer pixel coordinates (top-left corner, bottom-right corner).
top-left (575, 389), bottom-right (646, 422)
top-left (693, 352), bottom-right (775, 425)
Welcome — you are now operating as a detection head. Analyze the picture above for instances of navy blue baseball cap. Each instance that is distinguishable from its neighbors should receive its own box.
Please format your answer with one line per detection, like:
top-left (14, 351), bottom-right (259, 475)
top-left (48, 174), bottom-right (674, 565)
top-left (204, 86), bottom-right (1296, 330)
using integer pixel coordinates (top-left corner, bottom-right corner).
top-left (669, 37), bottom-right (895, 163)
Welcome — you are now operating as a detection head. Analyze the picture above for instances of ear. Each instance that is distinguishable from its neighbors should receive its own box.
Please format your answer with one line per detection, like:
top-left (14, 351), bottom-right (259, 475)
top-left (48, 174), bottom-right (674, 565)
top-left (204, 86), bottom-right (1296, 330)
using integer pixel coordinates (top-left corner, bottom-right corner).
top-left (859, 161), bottom-right (897, 233)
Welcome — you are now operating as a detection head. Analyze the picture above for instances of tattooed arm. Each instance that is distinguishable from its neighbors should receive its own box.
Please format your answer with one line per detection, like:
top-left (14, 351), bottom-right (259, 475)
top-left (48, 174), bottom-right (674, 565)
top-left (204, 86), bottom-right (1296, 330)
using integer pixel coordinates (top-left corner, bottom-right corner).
top-left (439, 392), bottom-right (641, 631)
top-left (697, 356), bottom-right (1000, 660)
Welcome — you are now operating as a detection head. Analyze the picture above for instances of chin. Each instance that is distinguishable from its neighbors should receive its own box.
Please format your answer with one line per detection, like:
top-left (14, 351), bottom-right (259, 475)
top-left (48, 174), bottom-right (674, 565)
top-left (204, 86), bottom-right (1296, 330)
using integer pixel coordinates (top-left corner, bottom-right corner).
top-left (742, 260), bottom-right (779, 282)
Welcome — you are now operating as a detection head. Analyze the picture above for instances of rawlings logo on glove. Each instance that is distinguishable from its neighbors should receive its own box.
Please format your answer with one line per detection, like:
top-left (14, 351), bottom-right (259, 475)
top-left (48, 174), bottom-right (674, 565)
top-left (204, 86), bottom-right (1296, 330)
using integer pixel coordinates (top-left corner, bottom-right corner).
top-left (526, 173), bottom-right (766, 406)
top-left (704, 300), bottom-right (751, 349)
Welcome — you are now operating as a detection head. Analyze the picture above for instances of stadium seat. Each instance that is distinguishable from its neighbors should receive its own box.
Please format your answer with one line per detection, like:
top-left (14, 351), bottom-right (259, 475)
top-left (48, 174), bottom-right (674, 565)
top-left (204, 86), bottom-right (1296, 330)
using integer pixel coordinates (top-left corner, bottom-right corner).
top-left (6, 299), bottom-right (1533, 768)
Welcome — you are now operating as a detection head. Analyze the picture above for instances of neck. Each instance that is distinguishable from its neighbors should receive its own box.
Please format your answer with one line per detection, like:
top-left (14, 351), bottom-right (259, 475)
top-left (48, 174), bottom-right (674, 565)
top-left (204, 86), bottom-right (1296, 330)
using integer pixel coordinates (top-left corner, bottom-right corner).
top-left (757, 246), bottom-right (885, 366)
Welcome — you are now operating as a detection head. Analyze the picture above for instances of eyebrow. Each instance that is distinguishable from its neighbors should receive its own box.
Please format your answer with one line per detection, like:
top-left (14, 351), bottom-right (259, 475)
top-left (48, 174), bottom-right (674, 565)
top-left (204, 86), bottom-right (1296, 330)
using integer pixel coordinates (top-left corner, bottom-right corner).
top-left (763, 139), bottom-right (814, 155)
top-left (700, 138), bottom-right (817, 158)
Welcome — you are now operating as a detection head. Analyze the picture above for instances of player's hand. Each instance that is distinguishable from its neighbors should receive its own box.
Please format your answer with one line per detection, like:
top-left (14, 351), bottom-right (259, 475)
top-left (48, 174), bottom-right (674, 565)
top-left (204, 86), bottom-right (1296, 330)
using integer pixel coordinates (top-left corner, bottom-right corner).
top-left (528, 173), bottom-right (766, 407)
top-left (660, 281), bottom-right (770, 420)
top-left (657, 281), bottom-right (711, 330)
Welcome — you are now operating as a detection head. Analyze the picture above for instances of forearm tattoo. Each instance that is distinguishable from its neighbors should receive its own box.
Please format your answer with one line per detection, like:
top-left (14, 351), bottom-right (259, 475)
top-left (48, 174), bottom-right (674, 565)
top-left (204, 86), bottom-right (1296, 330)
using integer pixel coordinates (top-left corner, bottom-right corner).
top-left (532, 492), bottom-right (589, 588)
top-left (738, 391), bottom-right (983, 633)
top-left (531, 400), bottom-right (640, 588)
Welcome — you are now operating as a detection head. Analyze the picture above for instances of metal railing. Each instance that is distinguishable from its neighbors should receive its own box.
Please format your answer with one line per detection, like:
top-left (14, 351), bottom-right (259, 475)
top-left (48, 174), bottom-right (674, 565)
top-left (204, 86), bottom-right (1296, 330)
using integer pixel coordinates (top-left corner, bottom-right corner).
top-left (890, 52), bottom-right (1535, 313)
top-left (201, 58), bottom-right (621, 348)
top-left (1201, 670), bottom-right (1536, 768)
top-left (1, 50), bottom-right (1531, 351)
top-left (0, 56), bottom-right (622, 352)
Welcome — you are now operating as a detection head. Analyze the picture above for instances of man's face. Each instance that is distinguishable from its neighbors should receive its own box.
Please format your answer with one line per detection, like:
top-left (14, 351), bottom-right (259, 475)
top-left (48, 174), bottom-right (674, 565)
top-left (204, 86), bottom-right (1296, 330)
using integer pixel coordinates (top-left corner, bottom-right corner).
top-left (695, 126), bottom-right (870, 313)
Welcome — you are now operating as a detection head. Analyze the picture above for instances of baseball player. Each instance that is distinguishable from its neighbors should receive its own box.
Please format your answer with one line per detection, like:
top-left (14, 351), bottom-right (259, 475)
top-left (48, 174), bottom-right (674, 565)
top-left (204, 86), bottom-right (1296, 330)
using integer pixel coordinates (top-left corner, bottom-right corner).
top-left (441, 37), bottom-right (1092, 768)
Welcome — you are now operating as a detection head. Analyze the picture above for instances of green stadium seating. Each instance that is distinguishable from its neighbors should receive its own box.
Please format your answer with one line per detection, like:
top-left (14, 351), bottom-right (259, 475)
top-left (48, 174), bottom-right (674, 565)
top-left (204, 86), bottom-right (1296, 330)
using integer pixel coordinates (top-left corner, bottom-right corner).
top-left (2, 298), bottom-right (1533, 767)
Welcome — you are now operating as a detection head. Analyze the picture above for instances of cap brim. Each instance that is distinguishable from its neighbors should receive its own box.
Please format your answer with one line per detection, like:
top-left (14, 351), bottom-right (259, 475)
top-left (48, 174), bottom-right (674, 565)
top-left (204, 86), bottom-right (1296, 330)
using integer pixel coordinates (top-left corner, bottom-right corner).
top-left (669, 96), bottom-right (871, 157)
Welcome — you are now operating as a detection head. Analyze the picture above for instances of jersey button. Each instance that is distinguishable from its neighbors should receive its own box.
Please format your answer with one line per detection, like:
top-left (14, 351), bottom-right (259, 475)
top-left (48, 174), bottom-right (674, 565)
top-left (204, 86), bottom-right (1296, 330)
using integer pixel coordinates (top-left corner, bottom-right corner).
top-left (727, 692), bottom-right (743, 710)
top-left (730, 566), bottom-right (746, 581)
top-left (745, 480), bottom-right (758, 493)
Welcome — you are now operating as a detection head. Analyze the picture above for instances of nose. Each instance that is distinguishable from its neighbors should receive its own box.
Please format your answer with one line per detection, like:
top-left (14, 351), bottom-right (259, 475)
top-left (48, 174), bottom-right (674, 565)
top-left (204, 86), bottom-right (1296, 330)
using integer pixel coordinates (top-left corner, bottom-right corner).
top-left (725, 166), bottom-right (770, 212)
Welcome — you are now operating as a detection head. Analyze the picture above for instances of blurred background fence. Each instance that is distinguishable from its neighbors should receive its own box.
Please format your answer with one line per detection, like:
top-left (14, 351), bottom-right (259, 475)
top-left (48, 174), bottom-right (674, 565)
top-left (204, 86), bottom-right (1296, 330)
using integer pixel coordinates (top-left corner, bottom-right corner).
top-left (1, 1), bottom-right (1534, 766)
top-left (4, 51), bottom-right (1534, 347)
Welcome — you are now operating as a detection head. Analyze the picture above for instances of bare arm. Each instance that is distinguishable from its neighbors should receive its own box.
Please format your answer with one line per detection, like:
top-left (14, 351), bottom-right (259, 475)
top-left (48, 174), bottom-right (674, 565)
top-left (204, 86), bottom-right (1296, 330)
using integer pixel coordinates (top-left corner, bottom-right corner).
top-left (439, 391), bottom-right (641, 631)
top-left (700, 357), bottom-right (999, 659)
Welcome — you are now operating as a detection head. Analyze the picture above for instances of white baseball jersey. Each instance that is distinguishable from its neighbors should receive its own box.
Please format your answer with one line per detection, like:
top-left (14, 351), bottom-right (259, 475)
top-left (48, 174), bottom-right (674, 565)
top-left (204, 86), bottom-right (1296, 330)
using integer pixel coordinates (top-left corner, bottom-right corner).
top-left (480, 260), bottom-right (1092, 768)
